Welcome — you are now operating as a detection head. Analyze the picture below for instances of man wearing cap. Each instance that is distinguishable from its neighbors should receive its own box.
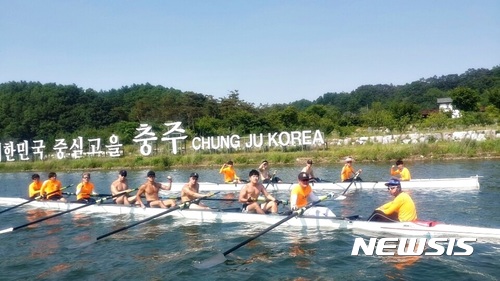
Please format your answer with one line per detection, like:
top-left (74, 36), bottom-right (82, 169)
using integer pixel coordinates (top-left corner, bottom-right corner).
top-left (290, 172), bottom-right (320, 210)
top-left (111, 170), bottom-right (138, 205)
top-left (367, 179), bottom-right (417, 222)
top-left (300, 159), bottom-right (320, 182)
top-left (239, 169), bottom-right (279, 214)
top-left (135, 171), bottom-right (176, 209)
top-left (341, 157), bottom-right (363, 182)
top-left (180, 173), bottom-right (211, 209)
top-left (390, 159), bottom-right (412, 181)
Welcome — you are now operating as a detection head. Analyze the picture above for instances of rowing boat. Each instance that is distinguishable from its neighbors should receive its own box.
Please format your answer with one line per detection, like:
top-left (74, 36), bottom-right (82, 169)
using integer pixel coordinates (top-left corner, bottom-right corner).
top-left (1, 197), bottom-right (498, 240)
top-left (160, 176), bottom-right (480, 193)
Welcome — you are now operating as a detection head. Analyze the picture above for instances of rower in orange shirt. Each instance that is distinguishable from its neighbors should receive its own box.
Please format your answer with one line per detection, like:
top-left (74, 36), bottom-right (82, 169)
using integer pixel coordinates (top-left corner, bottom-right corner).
top-left (390, 159), bottom-right (412, 181)
top-left (367, 179), bottom-right (417, 222)
top-left (76, 172), bottom-right (98, 203)
top-left (39, 172), bottom-right (67, 202)
top-left (290, 172), bottom-right (320, 210)
top-left (219, 160), bottom-right (242, 183)
top-left (28, 173), bottom-right (42, 199)
top-left (341, 157), bottom-right (362, 182)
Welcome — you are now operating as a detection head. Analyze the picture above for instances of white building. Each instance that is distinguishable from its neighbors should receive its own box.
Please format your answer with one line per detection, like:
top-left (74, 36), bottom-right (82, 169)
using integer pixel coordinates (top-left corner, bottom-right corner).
top-left (437, 97), bottom-right (461, 118)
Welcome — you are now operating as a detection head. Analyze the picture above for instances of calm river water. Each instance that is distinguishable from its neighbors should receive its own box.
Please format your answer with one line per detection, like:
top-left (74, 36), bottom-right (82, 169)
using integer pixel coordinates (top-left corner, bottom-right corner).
top-left (0, 159), bottom-right (499, 281)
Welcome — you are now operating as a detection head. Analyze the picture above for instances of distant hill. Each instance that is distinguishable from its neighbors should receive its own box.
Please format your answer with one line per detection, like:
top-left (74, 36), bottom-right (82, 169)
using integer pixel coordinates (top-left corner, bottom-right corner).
top-left (1, 66), bottom-right (499, 144)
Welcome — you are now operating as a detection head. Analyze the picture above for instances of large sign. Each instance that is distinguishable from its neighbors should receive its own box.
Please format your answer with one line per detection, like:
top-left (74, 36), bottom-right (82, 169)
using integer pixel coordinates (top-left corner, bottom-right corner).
top-left (0, 135), bottom-right (123, 162)
top-left (192, 130), bottom-right (325, 150)
top-left (0, 121), bottom-right (324, 161)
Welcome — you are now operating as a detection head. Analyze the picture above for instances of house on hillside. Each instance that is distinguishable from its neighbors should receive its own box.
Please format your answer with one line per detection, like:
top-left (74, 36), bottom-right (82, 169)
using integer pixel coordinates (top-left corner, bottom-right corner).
top-left (437, 97), bottom-right (461, 118)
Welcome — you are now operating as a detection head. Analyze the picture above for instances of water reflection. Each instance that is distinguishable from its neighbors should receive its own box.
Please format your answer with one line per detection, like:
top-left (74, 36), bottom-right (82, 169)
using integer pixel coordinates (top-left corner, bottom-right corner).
top-left (0, 160), bottom-right (498, 280)
top-left (288, 237), bottom-right (314, 269)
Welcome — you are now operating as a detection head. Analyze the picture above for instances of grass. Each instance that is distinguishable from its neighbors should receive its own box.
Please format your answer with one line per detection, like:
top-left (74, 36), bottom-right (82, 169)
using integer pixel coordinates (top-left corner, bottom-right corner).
top-left (0, 138), bottom-right (499, 172)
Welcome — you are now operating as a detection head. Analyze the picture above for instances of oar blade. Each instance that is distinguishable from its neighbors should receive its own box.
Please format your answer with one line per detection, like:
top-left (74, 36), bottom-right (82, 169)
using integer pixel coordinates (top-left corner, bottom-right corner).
top-left (0, 227), bottom-right (14, 234)
top-left (334, 195), bottom-right (346, 201)
top-left (193, 253), bottom-right (227, 269)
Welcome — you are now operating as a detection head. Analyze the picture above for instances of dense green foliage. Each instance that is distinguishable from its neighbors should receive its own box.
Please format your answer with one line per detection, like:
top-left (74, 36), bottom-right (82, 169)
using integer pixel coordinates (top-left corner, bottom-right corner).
top-left (1, 66), bottom-right (499, 146)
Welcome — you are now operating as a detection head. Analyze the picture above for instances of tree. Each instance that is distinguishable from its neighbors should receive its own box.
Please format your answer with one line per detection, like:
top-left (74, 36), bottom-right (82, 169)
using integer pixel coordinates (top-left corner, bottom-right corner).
top-left (359, 102), bottom-right (395, 130)
top-left (486, 87), bottom-right (500, 110)
top-left (449, 86), bottom-right (480, 112)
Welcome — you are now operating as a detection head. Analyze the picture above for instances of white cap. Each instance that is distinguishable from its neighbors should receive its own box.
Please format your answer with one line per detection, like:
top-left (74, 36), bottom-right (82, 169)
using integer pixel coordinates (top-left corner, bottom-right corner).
top-left (167, 176), bottom-right (172, 180)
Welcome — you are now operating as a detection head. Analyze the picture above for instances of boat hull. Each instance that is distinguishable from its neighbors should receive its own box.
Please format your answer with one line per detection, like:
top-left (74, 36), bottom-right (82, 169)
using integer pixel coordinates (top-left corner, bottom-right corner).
top-left (161, 176), bottom-right (480, 193)
top-left (1, 197), bottom-right (498, 240)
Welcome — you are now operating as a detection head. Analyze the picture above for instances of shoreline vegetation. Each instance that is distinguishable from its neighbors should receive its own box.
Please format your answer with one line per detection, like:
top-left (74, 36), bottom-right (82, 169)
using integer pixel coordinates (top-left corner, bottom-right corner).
top-left (1, 138), bottom-right (499, 172)
top-left (2, 70), bottom-right (500, 173)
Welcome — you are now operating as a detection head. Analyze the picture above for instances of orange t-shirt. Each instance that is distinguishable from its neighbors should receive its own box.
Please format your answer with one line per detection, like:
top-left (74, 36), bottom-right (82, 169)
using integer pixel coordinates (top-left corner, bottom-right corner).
top-left (29, 181), bottom-right (42, 198)
top-left (40, 179), bottom-right (62, 199)
top-left (341, 164), bottom-right (355, 181)
top-left (290, 184), bottom-right (313, 208)
top-left (76, 182), bottom-right (95, 200)
top-left (220, 167), bottom-right (238, 183)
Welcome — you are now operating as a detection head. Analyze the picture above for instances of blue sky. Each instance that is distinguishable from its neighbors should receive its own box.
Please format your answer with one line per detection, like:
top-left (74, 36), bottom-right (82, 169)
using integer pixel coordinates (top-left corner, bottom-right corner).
top-left (1, 1), bottom-right (499, 105)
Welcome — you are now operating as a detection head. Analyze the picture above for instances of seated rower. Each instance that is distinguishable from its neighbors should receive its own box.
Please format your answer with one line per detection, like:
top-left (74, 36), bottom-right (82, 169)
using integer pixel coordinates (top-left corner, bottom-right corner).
top-left (76, 172), bottom-right (98, 203)
top-left (111, 170), bottom-right (137, 205)
top-left (390, 159), bottom-right (412, 181)
top-left (341, 157), bottom-right (363, 182)
top-left (39, 172), bottom-right (67, 202)
top-left (181, 172), bottom-right (211, 209)
top-left (258, 160), bottom-right (282, 183)
top-left (301, 159), bottom-right (321, 182)
top-left (239, 169), bottom-right (278, 214)
top-left (220, 160), bottom-right (243, 183)
top-left (367, 179), bottom-right (417, 222)
top-left (290, 172), bottom-right (320, 210)
top-left (28, 173), bottom-right (42, 199)
top-left (136, 171), bottom-right (176, 209)
top-left (288, 172), bottom-right (335, 216)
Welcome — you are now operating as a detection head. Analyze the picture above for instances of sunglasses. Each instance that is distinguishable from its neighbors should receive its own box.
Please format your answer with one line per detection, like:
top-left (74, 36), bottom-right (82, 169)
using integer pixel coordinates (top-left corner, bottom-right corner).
top-left (387, 186), bottom-right (398, 190)
top-left (83, 177), bottom-right (90, 179)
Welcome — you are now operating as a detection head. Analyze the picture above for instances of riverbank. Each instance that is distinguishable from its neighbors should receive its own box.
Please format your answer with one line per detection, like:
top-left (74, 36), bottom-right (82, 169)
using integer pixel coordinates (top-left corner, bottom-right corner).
top-left (1, 139), bottom-right (499, 172)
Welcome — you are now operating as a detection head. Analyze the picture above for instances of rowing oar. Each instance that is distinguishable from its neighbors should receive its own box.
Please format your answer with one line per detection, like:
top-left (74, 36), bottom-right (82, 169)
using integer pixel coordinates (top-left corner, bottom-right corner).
top-left (193, 191), bottom-right (340, 269)
top-left (0, 188), bottom-right (138, 234)
top-left (62, 192), bottom-right (114, 197)
top-left (264, 171), bottom-right (277, 190)
top-left (341, 172), bottom-right (361, 196)
top-left (159, 195), bottom-right (286, 204)
top-left (92, 191), bottom-right (220, 242)
top-left (0, 184), bottom-right (74, 215)
top-left (202, 197), bottom-right (290, 206)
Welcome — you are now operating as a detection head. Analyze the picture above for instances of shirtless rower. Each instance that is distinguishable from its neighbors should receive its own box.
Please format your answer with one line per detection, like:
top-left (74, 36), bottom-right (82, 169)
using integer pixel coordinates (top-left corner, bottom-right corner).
top-left (301, 159), bottom-right (320, 182)
top-left (180, 172), bottom-right (211, 209)
top-left (110, 170), bottom-right (137, 205)
top-left (135, 171), bottom-right (176, 209)
top-left (239, 169), bottom-right (278, 214)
